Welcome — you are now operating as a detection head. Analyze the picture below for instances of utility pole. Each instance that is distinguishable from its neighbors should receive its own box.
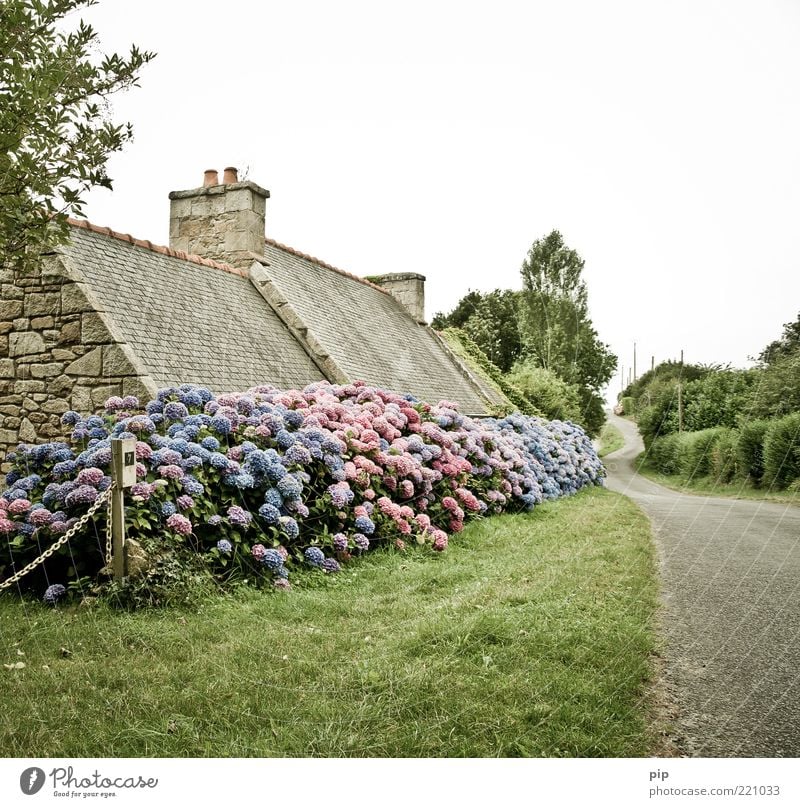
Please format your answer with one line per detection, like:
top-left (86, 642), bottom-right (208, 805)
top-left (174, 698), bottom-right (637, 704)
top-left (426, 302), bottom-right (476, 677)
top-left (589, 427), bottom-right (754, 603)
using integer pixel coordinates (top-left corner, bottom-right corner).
top-left (651, 355), bottom-right (655, 372)
top-left (677, 348), bottom-right (684, 432)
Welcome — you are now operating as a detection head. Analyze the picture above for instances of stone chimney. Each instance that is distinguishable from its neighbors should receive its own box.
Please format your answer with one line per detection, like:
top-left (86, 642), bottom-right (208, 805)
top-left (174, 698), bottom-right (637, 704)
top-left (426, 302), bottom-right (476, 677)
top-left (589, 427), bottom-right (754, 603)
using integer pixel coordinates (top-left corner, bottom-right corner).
top-left (168, 167), bottom-right (269, 268)
top-left (370, 272), bottom-right (426, 323)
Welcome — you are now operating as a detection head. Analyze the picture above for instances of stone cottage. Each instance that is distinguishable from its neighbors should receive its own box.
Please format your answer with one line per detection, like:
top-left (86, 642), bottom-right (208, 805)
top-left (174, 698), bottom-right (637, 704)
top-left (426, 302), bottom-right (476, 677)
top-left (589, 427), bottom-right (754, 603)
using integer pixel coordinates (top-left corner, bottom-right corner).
top-left (0, 168), bottom-right (505, 465)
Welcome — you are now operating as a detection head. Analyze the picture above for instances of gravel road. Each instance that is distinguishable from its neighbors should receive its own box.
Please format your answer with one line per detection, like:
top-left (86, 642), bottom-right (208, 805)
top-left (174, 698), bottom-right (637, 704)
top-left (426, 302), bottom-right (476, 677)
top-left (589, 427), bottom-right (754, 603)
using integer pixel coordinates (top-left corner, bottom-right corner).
top-left (603, 414), bottom-right (800, 756)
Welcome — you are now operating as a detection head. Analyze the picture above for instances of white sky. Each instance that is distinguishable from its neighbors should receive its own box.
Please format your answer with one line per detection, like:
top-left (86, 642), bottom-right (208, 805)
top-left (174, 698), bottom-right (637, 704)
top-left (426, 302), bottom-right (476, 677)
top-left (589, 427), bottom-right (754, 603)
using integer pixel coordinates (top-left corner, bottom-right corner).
top-left (78, 0), bottom-right (800, 402)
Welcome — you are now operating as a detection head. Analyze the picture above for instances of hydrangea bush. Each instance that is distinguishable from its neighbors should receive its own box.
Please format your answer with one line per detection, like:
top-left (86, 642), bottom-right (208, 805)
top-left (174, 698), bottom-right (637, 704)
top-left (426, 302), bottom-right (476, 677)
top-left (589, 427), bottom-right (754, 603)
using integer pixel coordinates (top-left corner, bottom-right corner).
top-left (0, 382), bottom-right (604, 602)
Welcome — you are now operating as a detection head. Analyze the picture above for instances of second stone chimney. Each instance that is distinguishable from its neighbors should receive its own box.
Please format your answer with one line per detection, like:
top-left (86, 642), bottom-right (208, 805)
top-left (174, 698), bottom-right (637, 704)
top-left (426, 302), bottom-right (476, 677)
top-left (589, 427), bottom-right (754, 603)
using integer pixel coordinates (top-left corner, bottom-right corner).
top-left (168, 167), bottom-right (269, 268)
top-left (370, 272), bottom-right (426, 323)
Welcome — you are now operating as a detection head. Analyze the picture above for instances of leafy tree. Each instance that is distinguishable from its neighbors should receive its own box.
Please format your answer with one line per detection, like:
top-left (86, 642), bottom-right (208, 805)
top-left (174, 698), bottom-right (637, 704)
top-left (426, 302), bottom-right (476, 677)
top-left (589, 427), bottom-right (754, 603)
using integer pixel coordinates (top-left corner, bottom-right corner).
top-left (432, 289), bottom-right (523, 372)
top-left (518, 230), bottom-right (616, 395)
top-left (746, 353), bottom-right (800, 419)
top-left (746, 313), bottom-right (800, 419)
top-left (0, 0), bottom-right (154, 271)
top-left (758, 312), bottom-right (800, 364)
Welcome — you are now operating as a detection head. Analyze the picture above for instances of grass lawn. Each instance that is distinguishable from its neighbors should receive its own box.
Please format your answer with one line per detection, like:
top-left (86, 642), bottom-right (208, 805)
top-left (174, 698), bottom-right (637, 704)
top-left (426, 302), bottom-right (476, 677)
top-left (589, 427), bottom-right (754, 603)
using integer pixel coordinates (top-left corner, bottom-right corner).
top-left (598, 422), bottom-right (624, 457)
top-left (636, 455), bottom-right (800, 506)
top-left (0, 487), bottom-right (658, 757)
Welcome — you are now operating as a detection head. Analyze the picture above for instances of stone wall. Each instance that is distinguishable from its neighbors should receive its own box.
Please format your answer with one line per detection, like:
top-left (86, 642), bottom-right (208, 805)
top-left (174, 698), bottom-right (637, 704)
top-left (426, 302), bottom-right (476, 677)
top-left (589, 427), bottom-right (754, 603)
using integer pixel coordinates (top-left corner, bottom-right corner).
top-left (0, 253), bottom-right (157, 471)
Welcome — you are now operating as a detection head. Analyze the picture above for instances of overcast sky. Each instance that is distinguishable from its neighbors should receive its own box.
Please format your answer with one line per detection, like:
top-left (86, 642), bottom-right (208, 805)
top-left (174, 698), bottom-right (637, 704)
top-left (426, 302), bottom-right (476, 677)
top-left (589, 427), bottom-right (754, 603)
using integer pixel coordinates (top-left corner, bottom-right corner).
top-left (78, 0), bottom-right (800, 402)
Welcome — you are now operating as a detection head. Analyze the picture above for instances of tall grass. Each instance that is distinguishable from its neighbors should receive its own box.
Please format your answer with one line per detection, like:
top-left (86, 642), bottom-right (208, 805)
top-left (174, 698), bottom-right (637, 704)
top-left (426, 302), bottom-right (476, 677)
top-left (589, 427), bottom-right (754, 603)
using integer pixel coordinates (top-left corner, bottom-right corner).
top-left (0, 488), bottom-right (658, 757)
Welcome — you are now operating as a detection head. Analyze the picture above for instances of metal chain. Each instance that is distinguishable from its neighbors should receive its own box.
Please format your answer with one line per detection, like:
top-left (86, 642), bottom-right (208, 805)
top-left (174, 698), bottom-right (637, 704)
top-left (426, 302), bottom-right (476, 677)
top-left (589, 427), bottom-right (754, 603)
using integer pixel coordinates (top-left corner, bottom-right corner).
top-left (105, 481), bottom-right (115, 566)
top-left (0, 485), bottom-right (114, 592)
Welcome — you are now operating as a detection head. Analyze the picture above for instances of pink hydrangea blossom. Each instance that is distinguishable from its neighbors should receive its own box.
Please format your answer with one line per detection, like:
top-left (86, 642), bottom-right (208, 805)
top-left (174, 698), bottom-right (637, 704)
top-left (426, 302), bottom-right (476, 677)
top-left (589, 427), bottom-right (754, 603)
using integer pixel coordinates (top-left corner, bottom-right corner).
top-left (166, 513), bottom-right (192, 535)
top-left (8, 499), bottom-right (31, 516)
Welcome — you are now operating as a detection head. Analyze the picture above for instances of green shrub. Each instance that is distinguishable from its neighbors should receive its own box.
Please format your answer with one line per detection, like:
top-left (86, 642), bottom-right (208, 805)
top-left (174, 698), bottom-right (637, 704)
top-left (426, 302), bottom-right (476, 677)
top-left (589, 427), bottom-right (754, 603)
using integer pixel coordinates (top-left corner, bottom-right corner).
top-left (683, 369), bottom-right (756, 431)
top-left (636, 379), bottom-right (681, 445)
top-left (677, 428), bottom-right (725, 479)
top-left (648, 433), bottom-right (681, 475)
top-left (620, 396), bottom-right (635, 416)
top-left (710, 428), bottom-right (738, 483)
top-left (505, 360), bottom-right (583, 425)
top-left (439, 328), bottom-right (540, 416)
top-left (736, 419), bottom-right (770, 484)
top-left (763, 413), bottom-right (800, 489)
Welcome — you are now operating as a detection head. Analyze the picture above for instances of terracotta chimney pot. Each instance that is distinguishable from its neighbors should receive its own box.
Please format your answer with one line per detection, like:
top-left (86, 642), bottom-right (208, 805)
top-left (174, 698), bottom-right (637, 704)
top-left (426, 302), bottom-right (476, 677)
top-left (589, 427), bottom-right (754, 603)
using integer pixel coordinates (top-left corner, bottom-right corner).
top-left (203, 169), bottom-right (219, 187)
top-left (223, 166), bottom-right (239, 184)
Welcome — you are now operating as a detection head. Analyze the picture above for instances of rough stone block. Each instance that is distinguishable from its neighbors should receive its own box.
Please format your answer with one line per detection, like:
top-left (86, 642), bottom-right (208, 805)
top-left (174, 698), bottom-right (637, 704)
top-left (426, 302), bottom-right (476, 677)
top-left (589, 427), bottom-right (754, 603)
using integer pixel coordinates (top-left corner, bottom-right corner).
top-left (1, 284), bottom-right (24, 300)
top-left (122, 375), bottom-right (153, 402)
top-left (66, 347), bottom-right (102, 376)
top-left (12, 317), bottom-right (29, 330)
top-left (49, 375), bottom-right (73, 396)
top-left (61, 283), bottom-right (95, 314)
top-left (14, 380), bottom-right (45, 394)
top-left (39, 423), bottom-right (63, 438)
top-left (0, 428), bottom-right (18, 444)
top-left (30, 316), bottom-right (55, 329)
top-left (0, 299), bottom-right (23, 320)
top-left (18, 417), bottom-right (36, 441)
top-left (81, 312), bottom-right (112, 344)
top-left (30, 363), bottom-right (64, 379)
top-left (91, 384), bottom-right (121, 407)
top-left (102, 344), bottom-right (136, 376)
top-left (169, 197), bottom-right (192, 218)
top-left (224, 229), bottom-right (256, 253)
top-left (0, 322), bottom-right (12, 335)
top-left (42, 399), bottom-right (69, 415)
top-left (224, 188), bottom-right (254, 212)
top-left (22, 397), bottom-right (39, 411)
top-left (58, 320), bottom-right (81, 345)
top-left (9, 331), bottom-right (45, 356)
top-left (191, 195), bottom-right (225, 216)
top-left (24, 292), bottom-right (60, 317)
top-left (51, 349), bottom-right (77, 361)
top-left (0, 359), bottom-right (14, 378)
top-left (71, 385), bottom-right (92, 412)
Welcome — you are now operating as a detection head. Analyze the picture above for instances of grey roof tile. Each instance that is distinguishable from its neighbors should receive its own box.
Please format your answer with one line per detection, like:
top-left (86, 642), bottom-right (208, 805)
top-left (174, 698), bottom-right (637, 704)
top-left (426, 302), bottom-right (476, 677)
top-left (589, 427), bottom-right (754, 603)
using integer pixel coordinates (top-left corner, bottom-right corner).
top-left (262, 242), bottom-right (493, 413)
top-left (64, 228), bottom-right (323, 393)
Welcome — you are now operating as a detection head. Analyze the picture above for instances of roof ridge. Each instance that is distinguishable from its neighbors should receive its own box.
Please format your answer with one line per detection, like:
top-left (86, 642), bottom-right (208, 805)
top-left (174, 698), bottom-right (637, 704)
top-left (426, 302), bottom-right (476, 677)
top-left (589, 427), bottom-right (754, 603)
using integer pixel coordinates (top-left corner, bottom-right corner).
top-left (264, 236), bottom-right (389, 295)
top-left (66, 217), bottom-right (248, 277)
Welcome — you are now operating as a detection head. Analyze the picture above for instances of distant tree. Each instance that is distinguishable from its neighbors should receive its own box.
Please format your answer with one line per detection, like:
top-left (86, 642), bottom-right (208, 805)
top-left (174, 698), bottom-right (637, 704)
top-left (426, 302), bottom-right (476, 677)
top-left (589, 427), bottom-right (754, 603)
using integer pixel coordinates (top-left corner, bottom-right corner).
top-left (432, 289), bottom-right (523, 372)
top-left (0, 0), bottom-right (154, 272)
top-left (758, 312), bottom-right (800, 364)
top-left (746, 353), bottom-right (800, 419)
top-left (518, 230), bottom-right (617, 408)
top-left (431, 290), bottom-right (484, 330)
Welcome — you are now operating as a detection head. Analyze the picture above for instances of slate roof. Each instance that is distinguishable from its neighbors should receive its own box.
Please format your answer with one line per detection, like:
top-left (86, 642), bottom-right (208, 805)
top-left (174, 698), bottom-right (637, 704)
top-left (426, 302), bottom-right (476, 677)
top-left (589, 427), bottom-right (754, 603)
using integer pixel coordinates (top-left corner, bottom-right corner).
top-left (262, 240), bottom-right (493, 413)
top-left (64, 224), bottom-right (324, 392)
top-left (62, 221), bottom-right (497, 413)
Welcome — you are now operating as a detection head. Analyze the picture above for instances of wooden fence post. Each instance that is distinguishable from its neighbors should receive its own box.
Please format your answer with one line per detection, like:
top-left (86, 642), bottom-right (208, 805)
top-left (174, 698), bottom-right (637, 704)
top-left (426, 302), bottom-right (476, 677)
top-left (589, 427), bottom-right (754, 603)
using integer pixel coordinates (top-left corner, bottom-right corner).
top-left (110, 438), bottom-right (137, 580)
